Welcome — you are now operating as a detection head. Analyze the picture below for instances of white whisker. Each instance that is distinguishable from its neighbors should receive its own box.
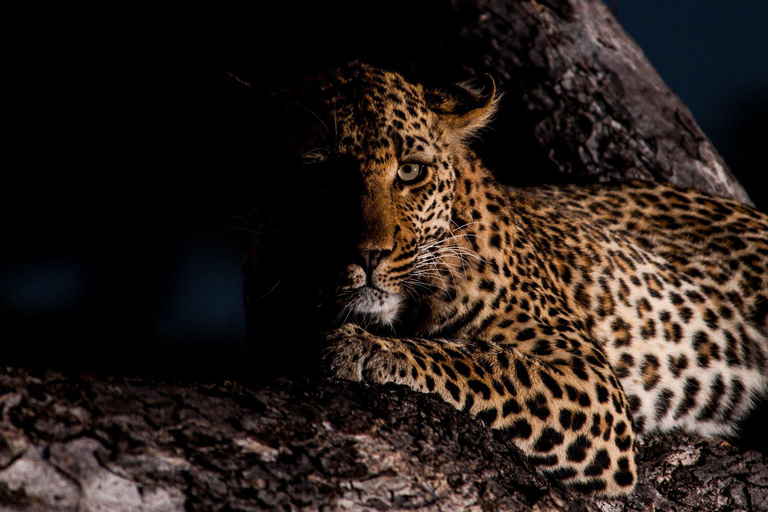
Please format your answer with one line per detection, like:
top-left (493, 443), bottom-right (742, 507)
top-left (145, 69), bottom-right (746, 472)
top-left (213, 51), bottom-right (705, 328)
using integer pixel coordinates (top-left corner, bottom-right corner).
top-left (257, 280), bottom-right (282, 301)
top-left (291, 102), bottom-right (332, 137)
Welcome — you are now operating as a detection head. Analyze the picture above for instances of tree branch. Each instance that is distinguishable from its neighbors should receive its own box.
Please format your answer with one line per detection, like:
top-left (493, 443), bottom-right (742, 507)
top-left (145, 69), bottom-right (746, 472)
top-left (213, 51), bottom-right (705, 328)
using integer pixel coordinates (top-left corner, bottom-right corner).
top-left (0, 368), bottom-right (765, 511)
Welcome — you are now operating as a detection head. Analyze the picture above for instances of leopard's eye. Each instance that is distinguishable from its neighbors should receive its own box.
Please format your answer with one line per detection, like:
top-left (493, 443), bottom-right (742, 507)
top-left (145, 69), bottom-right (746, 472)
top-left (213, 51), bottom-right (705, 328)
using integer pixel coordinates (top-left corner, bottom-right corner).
top-left (397, 163), bottom-right (426, 183)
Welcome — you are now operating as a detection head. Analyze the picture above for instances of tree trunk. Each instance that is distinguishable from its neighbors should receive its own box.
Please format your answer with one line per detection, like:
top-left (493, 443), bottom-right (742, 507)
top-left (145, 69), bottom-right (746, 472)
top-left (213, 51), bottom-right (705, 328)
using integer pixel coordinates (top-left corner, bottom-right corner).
top-left (447, 0), bottom-right (753, 205)
top-left (4, 0), bottom-right (764, 510)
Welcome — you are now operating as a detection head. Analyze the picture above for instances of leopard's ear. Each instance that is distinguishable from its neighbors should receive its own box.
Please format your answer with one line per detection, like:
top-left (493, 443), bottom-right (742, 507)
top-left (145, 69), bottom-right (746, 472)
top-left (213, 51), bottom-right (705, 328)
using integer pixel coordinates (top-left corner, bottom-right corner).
top-left (426, 74), bottom-right (499, 140)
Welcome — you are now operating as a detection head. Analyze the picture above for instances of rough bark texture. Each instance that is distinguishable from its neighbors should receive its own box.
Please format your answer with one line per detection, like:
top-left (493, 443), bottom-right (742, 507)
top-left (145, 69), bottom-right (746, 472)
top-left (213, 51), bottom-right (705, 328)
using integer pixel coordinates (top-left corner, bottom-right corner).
top-left (4, 0), bottom-right (764, 510)
top-left (448, 0), bottom-right (753, 204)
top-left (0, 368), bottom-right (766, 512)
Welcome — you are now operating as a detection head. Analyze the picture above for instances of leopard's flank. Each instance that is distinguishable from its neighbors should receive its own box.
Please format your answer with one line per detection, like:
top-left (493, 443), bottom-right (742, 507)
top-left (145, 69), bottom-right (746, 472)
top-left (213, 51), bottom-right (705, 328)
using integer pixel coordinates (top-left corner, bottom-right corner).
top-left (251, 62), bottom-right (768, 497)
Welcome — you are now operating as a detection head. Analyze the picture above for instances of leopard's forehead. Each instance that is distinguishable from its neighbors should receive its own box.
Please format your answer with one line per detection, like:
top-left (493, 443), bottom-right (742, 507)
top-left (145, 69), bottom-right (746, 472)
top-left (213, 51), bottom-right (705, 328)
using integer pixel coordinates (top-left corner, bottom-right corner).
top-left (295, 63), bottom-right (437, 161)
top-left (304, 63), bottom-right (428, 122)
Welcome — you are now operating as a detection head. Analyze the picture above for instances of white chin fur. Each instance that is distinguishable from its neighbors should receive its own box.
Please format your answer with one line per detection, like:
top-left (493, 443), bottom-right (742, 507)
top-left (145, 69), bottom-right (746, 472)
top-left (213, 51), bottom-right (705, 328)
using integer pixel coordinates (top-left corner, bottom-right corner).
top-left (344, 287), bottom-right (402, 326)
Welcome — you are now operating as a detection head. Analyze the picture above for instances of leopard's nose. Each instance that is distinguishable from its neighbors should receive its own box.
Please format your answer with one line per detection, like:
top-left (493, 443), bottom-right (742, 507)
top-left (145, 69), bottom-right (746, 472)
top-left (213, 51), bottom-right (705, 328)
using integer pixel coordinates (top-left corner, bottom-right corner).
top-left (358, 249), bottom-right (391, 282)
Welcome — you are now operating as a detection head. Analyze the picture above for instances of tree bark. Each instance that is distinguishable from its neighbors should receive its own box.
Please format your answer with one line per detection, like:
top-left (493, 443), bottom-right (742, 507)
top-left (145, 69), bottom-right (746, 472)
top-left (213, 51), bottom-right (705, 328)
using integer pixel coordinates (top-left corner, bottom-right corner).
top-left (0, 368), bottom-right (765, 512)
top-left (4, 0), bottom-right (764, 510)
top-left (446, 0), bottom-right (753, 205)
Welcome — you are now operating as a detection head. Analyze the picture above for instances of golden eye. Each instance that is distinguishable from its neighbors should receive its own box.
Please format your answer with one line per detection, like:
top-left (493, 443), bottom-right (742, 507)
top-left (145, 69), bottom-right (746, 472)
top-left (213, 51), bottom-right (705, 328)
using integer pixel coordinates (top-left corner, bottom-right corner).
top-left (397, 163), bottom-right (425, 183)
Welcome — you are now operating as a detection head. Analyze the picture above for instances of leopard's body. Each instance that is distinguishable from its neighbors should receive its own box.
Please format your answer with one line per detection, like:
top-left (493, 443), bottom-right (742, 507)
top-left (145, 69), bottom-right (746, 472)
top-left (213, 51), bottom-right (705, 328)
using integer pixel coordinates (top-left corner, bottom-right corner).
top-left (253, 62), bottom-right (768, 497)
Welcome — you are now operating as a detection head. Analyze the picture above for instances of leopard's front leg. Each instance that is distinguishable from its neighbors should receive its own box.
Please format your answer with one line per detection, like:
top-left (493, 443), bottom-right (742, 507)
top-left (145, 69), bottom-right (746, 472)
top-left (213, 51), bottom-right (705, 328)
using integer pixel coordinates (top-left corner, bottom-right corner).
top-left (323, 323), bottom-right (637, 497)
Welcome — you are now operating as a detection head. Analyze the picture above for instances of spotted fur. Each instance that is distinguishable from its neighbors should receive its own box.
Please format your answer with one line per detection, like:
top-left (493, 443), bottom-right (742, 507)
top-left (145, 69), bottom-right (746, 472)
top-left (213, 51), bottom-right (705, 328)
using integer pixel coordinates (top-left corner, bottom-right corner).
top-left (255, 62), bottom-right (768, 497)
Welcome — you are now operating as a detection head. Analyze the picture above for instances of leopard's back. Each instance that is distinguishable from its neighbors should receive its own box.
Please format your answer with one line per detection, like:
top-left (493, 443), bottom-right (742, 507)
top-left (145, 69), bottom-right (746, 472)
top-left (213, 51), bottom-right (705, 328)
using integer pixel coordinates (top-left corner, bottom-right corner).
top-left (518, 180), bottom-right (768, 436)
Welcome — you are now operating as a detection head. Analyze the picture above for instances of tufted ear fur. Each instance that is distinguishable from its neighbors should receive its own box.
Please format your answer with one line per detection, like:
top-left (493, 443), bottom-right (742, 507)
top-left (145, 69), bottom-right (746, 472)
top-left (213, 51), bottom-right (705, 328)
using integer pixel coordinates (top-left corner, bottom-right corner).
top-left (426, 74), bottom-right (499, 141)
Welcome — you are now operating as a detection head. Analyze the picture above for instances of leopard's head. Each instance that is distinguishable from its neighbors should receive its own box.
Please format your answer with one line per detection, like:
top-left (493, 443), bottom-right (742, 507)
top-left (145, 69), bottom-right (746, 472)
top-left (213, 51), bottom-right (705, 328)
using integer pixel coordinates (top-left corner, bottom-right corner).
top-left (269, 62), bottom-right (498, 327)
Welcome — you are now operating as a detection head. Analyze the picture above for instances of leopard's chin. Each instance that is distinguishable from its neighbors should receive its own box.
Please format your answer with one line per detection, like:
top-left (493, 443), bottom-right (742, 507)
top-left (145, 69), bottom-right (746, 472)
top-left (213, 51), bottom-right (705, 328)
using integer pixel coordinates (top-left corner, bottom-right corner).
top-left (339, 286), bottom-right (402, 326)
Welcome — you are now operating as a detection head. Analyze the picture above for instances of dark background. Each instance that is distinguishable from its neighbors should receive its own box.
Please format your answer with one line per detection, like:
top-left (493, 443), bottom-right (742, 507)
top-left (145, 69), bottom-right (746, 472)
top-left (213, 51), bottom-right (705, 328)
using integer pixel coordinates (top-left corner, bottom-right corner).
top-left (3, 1), bottom-right (767, 379)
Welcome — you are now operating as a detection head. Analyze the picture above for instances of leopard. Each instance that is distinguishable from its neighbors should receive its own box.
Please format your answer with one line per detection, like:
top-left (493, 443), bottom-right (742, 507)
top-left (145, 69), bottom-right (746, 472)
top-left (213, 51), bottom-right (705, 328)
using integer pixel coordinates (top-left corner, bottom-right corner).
top-left (246, 61), bottom-right (768, 497)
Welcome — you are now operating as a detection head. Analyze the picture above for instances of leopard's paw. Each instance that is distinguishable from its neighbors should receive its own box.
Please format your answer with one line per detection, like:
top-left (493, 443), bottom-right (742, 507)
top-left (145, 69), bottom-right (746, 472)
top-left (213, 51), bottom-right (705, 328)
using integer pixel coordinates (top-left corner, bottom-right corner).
top-left (321, 323), bottom-right (382, 381)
